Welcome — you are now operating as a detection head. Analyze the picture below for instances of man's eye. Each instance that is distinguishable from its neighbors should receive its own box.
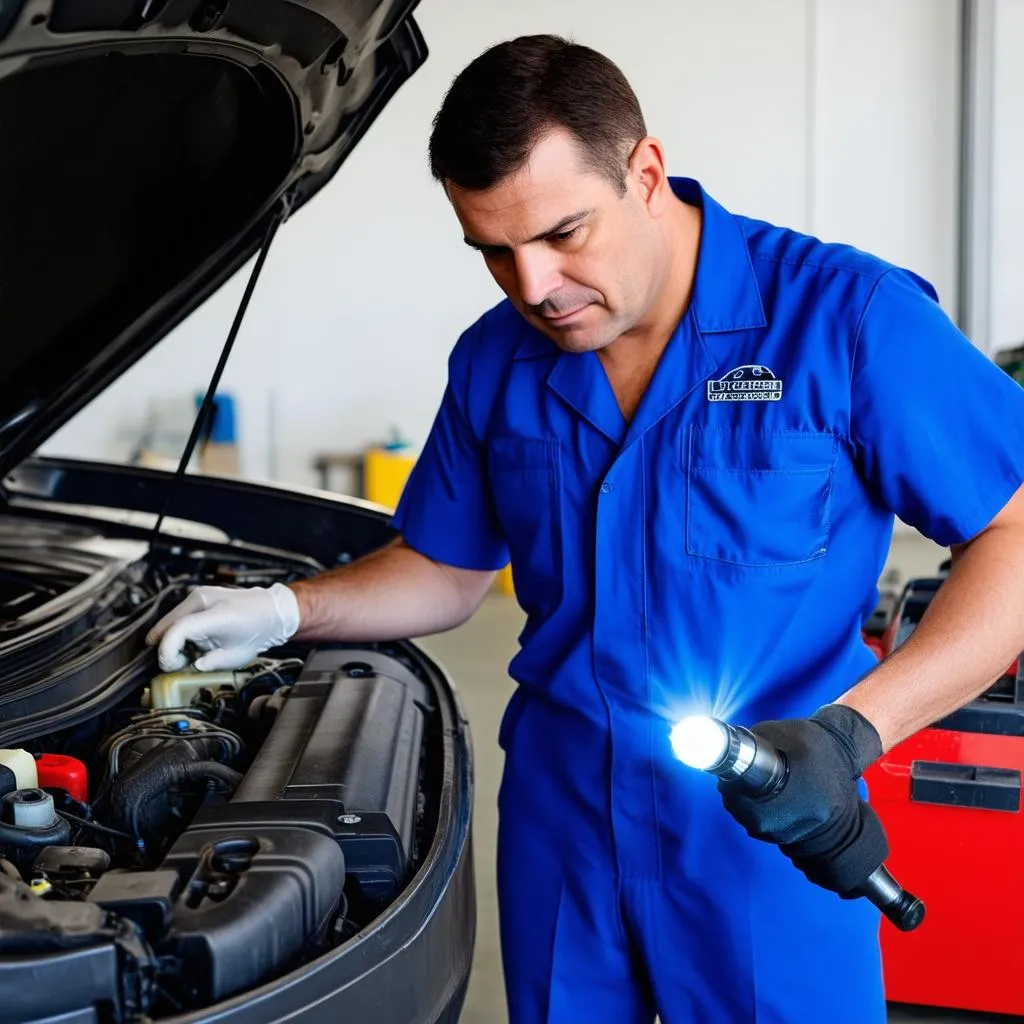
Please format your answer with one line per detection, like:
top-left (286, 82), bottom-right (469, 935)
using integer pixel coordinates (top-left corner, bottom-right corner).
top-left (552, 227), bottom-right (579, 243)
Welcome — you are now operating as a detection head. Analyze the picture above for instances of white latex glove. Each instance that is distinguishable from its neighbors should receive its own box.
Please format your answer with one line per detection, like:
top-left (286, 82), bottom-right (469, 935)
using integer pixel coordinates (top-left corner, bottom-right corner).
top-left (145, 583), bottom-right (301, 672)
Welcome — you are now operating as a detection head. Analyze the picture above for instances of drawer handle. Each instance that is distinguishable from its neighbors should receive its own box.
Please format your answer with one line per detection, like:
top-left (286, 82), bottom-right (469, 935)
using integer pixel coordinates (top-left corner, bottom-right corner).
top-left (910, 760), bottom-right (1020, 812)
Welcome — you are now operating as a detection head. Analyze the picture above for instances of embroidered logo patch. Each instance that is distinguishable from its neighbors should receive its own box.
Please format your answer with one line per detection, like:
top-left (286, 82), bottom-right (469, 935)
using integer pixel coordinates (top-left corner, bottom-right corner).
top-left (707, 364), bottom-right (783, 402)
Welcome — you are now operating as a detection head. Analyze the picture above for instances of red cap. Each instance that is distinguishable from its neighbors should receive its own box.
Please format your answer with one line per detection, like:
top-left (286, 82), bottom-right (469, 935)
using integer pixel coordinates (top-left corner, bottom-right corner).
top-left (36, 753), bottom-right (89, 803)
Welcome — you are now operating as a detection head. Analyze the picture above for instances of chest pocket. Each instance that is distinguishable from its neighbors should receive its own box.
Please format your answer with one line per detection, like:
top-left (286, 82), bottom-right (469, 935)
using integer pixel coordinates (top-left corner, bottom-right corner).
top-left (487, 436), bottom-right (563, 614)
top-left (685, 428), bottom-right (837, 567)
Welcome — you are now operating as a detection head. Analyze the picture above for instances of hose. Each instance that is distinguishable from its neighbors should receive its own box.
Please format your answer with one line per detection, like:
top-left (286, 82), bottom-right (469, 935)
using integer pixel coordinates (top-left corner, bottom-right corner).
top-left (179, 762), bottom-right (242, 789)
top-left (94, 717), bottom-right (241, 806)
top-left (109, 740), bottom-right (243, 841)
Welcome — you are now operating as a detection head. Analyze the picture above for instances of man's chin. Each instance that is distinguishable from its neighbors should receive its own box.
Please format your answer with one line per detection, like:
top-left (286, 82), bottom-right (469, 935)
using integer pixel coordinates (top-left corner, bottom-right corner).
top-left (534, 318), bottom-right (613, 354)
top-left (549, 332), bottom-right (608, 354)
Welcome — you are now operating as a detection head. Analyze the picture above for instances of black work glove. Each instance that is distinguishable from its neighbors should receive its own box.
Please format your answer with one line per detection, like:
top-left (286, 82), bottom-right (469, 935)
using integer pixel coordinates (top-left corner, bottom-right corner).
top-left (718, 704), bottom-right (889, 895)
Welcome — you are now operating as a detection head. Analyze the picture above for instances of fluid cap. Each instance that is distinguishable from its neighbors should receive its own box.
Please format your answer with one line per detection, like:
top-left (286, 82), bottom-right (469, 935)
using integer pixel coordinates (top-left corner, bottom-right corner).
top-left (3, 789), bottom-right (57, 829)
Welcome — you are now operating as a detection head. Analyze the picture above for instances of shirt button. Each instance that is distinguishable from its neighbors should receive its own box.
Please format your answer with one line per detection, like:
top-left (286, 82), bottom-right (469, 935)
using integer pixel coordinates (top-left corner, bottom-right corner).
top-left (601, 481), bottom-right (614, 494)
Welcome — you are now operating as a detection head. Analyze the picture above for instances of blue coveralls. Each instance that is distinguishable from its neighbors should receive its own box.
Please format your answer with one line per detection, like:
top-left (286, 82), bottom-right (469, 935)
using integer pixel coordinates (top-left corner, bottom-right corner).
top-left (392, 178), bottom-right (1024, 1023)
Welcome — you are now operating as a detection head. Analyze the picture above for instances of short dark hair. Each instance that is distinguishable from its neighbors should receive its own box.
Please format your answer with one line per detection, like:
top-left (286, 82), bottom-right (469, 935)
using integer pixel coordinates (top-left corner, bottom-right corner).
top-left (428, 35), bottom-right (647, 194)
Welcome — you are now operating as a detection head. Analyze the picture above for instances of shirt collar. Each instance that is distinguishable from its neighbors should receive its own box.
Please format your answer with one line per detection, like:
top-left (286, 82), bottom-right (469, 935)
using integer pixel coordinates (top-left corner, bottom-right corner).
top-left (673, 176), bottom-right (767, 334)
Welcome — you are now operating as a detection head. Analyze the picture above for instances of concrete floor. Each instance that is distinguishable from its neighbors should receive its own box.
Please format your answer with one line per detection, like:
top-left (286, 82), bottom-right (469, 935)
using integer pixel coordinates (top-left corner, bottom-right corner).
top-left (418, 595), bottom-right (1009, 1024)
top-left (418, 594), bottom-right (518, 1024)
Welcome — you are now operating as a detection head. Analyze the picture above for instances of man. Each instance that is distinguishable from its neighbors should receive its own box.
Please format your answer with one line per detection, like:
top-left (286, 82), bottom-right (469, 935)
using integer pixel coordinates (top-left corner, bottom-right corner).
top-left (148, 35), bottom-right (1024, 1024)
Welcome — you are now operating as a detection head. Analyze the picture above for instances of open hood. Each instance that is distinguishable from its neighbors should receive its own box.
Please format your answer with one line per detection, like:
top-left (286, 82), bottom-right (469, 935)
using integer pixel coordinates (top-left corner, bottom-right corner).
top-left (0, 0), bottom-right (426, 479)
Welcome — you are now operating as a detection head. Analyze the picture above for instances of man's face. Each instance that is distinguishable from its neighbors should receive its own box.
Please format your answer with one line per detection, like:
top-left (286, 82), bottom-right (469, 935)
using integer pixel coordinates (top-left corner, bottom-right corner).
top-left (447, 130), bottom-right (662, 353)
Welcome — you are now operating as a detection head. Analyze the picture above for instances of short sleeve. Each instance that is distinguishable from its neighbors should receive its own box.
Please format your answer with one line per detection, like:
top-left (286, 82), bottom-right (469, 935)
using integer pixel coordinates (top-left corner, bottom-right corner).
top-left (389, 330), bottom-right (509, 571)
top-left (851, 267), bottom-right (1024, 545)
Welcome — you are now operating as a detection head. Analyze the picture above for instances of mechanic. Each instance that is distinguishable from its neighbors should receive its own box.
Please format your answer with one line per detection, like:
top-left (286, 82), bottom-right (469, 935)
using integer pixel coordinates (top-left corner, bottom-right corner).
top-left (147, 35), bottom-right (1024, 1024)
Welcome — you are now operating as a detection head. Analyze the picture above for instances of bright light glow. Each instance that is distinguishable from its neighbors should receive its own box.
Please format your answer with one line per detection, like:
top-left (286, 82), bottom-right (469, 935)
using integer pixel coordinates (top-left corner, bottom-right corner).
top-left (658, 667), bottom-right (746, 736)
top-left (670, 716), bottom-right (729, 770)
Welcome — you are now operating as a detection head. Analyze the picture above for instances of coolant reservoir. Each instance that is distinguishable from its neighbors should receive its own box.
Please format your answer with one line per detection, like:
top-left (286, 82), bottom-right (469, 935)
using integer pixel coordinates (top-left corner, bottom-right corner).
top-left (148, 669), bottom-right (248, 711)
top-left (0, 750), bottom-right (38, 795)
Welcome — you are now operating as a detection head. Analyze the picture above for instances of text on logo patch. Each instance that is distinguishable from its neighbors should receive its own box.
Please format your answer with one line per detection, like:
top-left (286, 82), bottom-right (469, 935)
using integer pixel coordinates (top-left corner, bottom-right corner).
top-left (707, 364), bottom-right (783, 402)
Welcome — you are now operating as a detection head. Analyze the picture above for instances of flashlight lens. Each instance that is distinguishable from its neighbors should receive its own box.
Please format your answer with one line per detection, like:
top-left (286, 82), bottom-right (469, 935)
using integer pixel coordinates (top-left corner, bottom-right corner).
top-left (670, 716), bottom-right (729, 770)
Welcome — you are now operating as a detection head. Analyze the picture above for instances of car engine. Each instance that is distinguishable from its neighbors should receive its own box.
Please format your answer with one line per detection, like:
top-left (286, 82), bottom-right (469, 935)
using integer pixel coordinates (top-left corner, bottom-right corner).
top-left (0, 517), bottom-right (441, 1021)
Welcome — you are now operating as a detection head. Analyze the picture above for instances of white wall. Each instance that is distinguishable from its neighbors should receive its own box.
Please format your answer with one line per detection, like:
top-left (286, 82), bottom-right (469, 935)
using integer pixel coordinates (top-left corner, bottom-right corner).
top-left (42, 0), bottom-right (962, 491)
top-left (811, 0), bottom-right (960, 314)
top-left (989, 0), bottom-right (1024, 352)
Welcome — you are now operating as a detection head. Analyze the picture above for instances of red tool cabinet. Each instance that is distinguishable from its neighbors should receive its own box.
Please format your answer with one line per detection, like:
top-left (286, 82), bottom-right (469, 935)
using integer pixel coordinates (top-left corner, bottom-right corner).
top-left (864, 574), bottom-right (1024, 1016)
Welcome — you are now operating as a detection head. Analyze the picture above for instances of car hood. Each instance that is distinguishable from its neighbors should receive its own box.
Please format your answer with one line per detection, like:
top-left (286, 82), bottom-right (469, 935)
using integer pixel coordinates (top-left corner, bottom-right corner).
top-left (0, 0), bottom-right (426, 480)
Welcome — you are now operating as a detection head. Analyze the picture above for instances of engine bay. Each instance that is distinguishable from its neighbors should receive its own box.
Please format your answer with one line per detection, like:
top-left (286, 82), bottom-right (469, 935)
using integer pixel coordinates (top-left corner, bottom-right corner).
top-left (0, 515), bottom-right (443, 1021)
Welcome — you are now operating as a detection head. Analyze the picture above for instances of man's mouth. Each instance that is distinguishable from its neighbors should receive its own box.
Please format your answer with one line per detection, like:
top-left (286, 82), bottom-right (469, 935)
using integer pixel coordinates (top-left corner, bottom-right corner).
top-left (543, 304), bottom-right (591, 325)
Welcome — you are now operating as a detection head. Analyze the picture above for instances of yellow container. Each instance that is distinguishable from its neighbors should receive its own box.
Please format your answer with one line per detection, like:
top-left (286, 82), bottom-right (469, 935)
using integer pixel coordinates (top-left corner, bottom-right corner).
top-left (364, 447), bottom-right (417, 511)
top-left (497, 564), bottom-right (515, 595)
top-left (364, 446), bottom-right (516, 597)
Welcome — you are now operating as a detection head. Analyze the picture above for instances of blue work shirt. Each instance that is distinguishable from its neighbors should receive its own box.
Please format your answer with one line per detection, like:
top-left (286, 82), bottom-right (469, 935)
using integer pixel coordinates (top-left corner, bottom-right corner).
top-left (394, 176), bottom-right (1024, 1021)
top-left (393, 174), bottom-right (1024, 797)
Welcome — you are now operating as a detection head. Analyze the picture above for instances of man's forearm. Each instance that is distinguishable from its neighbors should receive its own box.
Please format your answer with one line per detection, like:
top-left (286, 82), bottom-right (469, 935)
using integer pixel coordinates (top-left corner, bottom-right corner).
top-left (838, 500), bottom-right (1024, 752)
top-left (288, 538), bottom-right (496, 643)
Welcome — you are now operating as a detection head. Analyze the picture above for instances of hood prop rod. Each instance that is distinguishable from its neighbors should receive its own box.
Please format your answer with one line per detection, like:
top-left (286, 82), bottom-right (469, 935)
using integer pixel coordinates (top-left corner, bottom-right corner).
top-left (147, 196), bottom-right (290, 559)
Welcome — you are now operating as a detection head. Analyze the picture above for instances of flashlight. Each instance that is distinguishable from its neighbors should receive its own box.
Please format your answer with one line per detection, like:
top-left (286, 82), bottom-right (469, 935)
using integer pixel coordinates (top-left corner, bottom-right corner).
top-left (671, 715), bottom-right (926, 932)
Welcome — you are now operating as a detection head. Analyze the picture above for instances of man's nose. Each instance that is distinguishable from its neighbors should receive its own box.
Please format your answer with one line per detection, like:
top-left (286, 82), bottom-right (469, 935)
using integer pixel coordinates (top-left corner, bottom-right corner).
top-left (514, 246), bottom-right (562, 309)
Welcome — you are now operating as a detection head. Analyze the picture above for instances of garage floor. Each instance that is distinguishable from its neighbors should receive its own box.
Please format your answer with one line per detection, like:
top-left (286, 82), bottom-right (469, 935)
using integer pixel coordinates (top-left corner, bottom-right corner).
top-left (419, 595), bottom-right (1006, 1024)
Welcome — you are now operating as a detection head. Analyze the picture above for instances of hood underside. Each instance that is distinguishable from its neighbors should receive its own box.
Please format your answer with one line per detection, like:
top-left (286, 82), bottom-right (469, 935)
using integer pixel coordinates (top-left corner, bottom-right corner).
top-left (0, 0), bottom-right (426, 478)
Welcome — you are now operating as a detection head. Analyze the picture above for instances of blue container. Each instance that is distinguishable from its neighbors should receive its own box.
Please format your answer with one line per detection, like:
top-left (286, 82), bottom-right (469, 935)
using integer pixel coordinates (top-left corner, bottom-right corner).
top-left (195, 392), bottom-right (236, 444)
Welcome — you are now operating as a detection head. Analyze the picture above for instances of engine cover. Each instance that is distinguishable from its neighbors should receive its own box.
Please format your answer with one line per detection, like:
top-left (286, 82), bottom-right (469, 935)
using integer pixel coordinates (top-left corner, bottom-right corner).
top-left (193, 648), bottom-right (431, 903)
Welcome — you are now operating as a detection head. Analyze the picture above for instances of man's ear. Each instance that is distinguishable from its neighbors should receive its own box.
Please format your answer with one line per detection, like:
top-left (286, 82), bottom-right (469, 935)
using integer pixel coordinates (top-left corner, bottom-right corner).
top-left (627, 136), bottom-right (671, 217)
